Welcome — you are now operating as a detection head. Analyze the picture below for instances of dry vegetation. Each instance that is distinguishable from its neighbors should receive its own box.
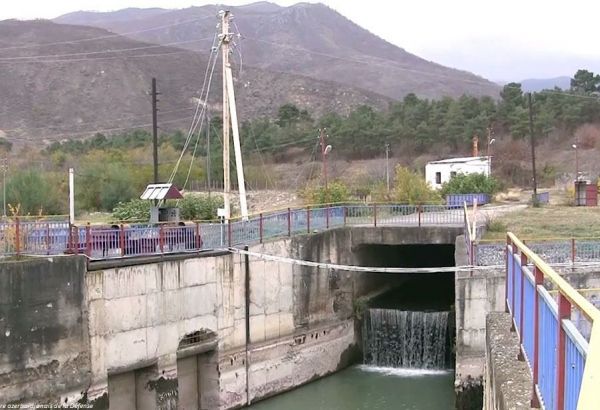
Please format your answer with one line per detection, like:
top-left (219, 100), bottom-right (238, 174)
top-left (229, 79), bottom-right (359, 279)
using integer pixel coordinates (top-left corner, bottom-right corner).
top-left (483, 205), bottom-right (600, 240)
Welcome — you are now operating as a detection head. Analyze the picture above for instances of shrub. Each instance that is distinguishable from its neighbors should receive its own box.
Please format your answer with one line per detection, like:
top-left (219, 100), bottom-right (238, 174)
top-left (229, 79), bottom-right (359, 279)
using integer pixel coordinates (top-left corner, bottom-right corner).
top-left (179, 194), bottom-right (224, 220)
top-left (440, 173), bottom-right (501, 196)
top-left (6, 170), bottom-right (65, 215)
top-left (485, 217), bottom-right (507, 233)
top-left (389, 166), bottom-right (442, 204)
top-left (301, 181), bottom-right (350, 205)
top-left (112, 199), bottom-right (151, 221)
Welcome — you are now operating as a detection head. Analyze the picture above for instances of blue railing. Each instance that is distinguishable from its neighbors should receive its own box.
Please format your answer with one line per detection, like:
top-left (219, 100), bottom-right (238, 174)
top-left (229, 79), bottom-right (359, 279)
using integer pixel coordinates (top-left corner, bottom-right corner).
top-left (446, 193), bottom-right (490, 208)
top-left (2, 204), bottom-right (464, 260)
top-left (506, 233), bottom-right (599, 410)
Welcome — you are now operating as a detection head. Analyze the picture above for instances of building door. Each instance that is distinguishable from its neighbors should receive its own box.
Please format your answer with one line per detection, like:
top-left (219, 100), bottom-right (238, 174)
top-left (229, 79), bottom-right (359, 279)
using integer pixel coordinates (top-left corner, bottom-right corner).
top-left (107, 371), bottom-right (135, 410)
top-left (177, 356), bottom-right (200, 410)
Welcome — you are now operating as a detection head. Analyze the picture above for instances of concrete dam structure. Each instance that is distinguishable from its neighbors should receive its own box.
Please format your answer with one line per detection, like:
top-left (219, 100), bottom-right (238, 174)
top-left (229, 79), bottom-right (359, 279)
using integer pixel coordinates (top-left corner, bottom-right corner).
top-left (1, 225), bottom-right (500, 409)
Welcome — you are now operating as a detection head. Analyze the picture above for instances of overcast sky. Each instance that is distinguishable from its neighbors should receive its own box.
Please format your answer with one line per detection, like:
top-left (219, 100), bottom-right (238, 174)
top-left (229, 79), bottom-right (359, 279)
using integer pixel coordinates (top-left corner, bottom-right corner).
top-left (2, 0), bottom-right (599, 81)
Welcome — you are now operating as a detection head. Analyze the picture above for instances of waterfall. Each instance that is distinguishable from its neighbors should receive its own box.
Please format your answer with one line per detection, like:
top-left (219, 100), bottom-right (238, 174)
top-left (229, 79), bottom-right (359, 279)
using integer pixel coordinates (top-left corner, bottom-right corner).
top-left (363, 308), bottom-right (451, 370)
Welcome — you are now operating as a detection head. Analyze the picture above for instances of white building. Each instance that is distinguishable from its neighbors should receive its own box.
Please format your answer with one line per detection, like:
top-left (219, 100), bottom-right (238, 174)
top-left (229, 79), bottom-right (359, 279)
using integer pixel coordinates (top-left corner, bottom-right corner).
top-left (425, 156), bottom-right (490, 189)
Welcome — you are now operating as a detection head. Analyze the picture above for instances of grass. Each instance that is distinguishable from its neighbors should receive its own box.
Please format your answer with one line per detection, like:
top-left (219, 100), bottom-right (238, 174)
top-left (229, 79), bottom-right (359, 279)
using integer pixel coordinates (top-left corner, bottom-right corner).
top-left (482, 205), bottom-right (600, 241)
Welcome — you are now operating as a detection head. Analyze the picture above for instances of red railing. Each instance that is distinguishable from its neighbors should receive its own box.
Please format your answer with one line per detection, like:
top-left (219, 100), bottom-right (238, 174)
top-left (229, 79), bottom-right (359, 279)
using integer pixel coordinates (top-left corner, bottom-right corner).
top-left (2, 203), bottom-right (464, 259)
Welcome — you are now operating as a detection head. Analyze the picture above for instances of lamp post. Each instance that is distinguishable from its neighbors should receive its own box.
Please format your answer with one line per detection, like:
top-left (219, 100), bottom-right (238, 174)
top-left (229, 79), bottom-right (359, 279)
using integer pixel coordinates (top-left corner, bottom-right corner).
top-left (487, 138), bottom-right (495, 177)
top-left (572, 144), bottom-right (579, 181)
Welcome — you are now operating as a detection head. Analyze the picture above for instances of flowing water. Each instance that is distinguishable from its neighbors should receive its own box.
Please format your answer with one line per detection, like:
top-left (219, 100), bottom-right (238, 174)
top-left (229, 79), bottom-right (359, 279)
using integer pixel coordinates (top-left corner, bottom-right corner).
top-left (248, 307), bottom-right (454, 409)
top-left (363, 308), bottom-right (451, 369)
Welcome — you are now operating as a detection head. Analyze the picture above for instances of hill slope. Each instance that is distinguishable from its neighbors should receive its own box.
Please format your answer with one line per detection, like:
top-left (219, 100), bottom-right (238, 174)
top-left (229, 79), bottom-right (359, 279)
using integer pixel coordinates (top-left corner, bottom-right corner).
top-left (520, 76), bottom-right (571, 92)
top-left (0, 19), bottom-right (390, 142)
top-left (54, 2), bottom-right (500, 100)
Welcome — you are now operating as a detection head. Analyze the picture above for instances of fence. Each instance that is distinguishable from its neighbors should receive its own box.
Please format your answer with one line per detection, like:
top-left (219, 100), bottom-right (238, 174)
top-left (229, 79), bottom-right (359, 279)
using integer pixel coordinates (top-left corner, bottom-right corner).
top-left (0, 204), bottom-right (464, 260)
top-left (506, 232), bottom-right (600, 410)
top-left (446, 193), bottom-right (490, 208)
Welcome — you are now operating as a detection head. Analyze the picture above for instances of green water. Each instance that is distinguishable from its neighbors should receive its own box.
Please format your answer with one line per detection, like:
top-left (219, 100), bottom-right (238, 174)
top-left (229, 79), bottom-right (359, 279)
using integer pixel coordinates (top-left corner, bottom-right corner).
top-left (246, 365), bottom-right (455, 410)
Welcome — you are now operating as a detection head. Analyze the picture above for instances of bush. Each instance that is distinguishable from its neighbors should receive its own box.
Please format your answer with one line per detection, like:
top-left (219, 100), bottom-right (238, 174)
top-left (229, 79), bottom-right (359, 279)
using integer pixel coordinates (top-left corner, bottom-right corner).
top-left (388, 166), bottom-right (442, 204)
top-left (485, 217), bottom-right (507, 233)
top-left (440, 173), bottom-right (501, 196)
top-left (179, 194), bottom-right (224, 220)
top-left (6, 170), bottom-right (66, 215)
top-left (301, 181), bottom-right (350, 204)
top-left (112, 199), bottom-right (151, 221)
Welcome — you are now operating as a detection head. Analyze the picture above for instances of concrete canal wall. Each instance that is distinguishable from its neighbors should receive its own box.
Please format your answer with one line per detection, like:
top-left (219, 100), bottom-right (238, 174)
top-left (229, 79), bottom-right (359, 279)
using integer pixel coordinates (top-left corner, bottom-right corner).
top-left (1, 226), bottom-right (463, 409)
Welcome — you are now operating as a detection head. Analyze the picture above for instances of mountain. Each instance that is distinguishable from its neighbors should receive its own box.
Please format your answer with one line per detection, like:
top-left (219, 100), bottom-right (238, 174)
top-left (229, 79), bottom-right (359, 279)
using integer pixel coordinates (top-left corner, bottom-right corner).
top-left (54, 2), bottom-right (500, 100)
top-left (520, 76), bottom-right (571, 92)
top-left (0, 19), bottom-right (390, 142)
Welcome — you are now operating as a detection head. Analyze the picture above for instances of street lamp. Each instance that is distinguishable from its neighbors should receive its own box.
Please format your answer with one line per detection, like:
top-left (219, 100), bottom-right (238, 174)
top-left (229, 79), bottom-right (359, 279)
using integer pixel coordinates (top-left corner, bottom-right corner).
top-left (487, 138), bottom-right (495, 176)
top-left (572, 144), bottom-right (579, 181)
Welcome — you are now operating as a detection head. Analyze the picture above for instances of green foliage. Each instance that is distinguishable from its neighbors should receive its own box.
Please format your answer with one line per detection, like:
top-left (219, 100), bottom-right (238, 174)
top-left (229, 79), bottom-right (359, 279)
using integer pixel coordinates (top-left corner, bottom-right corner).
top-left (179, 195), bottom-right (224, 220)
top-left (440, 173), bottom-right (501, 196)
top-left (302, 181), bottom-right (350, 205)
top-left (6, 169), bottom-right (66, 215)
top-left (112, 199), bottom-right (151, 221)
top-left (77, 159), bottom-right (137, 212)
top-left (389, 166), bottom-right (442, 204)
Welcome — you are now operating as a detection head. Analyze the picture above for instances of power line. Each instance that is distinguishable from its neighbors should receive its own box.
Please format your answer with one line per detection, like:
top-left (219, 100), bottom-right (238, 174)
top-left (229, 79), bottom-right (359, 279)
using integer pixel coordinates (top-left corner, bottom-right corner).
top-left (1, 107), bottom-right (195, 134)
top-left (0, 16), bottom-right (215, 52)
top-left (0, 37), bottom-right (214, 61)
top-left (0, 49), bottom-right (196, 64)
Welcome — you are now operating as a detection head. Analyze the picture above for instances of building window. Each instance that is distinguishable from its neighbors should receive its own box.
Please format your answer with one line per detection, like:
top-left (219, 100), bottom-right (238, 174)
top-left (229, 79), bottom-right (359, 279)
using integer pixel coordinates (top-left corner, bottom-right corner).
top-left (450, 171), bottom-right (457, 178)
top-left (435, 172), bottom-right (441, 184)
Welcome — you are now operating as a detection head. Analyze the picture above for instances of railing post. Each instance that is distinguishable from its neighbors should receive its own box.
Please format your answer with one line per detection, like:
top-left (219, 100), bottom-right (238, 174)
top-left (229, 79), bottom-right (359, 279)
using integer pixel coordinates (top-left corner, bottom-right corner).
top-left (259, 213), bottom-right (264, 244)
top-left (557, 293), bottom-right (571, 410)
top-left (373, 204), bottom-right (377, 227)
top-left (326, 205), bottom-right (330, 229)
top-left (227, 221), bottom-right (232, 247)
top-left (85, 223), bottom-right (91, 257)
top-left (287, 208), bottom-right (291, 237)
top-left (307, 206), bottom-right (311, 233)
top-left (343, 206), bottom-right (347, 226)
top-left (120, 224), bottom-right (126, 256)
top-left (418, 205), bottom-right (422, 227)
top-left (46, 222), bottom-right (51, 255)
top-left (505, 236), bottom-right (511, 313)
top-left (519, 252), bottom-right (527, 351)
top-left (531, 266), bottom-right (543, 408)
top-left (15, 217), bottom-right (20, 256)
top-left (571, 237), bottom-right (576, 265)
top-left (74, 225), bottom-right (80, 255)
top-left (511, 249), bottom-right (517, 323)
top-left (195, 222), bottom-right (201, 250)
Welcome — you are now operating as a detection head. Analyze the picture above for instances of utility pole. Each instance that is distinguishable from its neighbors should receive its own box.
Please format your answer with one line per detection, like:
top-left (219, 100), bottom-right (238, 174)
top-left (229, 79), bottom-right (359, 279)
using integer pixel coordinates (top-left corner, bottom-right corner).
top-left (151, 77), bottom-right (159, 184)
top-left (69, 168), bottom-right (75, 225)
top-left (220, 10), bottom-right (249, 220)
top-left (385, 143), bottom-right (390, 192)
top-left (528, 93), bottom-right (538, 200)
top-left (319, 128), bottom-right (328, 190)
top-left (206, 114), bottom-right (211, 196)
top-left (221, 11), bottom-right (231, 221)
top-left (1, 158), bottom-right (7, 218)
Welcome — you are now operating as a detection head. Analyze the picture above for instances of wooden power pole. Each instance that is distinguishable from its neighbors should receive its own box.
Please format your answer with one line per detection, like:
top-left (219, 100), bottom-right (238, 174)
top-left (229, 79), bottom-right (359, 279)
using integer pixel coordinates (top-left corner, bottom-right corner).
top-left (151, 77), bottom-right (159, 184)
top-left (528, 93), bottom-right (538, 200)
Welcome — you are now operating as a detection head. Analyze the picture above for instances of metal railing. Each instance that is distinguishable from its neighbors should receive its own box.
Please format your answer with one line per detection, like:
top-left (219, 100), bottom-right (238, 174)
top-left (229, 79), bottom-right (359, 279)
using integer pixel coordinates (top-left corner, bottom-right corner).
top-left (0, 204), bottom-right (464, 260)
top-left (506, 232), bottom-right (600, 410)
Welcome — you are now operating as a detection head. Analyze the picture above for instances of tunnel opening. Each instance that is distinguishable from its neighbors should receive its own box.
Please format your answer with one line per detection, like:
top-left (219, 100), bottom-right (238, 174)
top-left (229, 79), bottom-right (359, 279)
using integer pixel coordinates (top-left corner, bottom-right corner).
top-left (353, 244), bottom-right (456, 371)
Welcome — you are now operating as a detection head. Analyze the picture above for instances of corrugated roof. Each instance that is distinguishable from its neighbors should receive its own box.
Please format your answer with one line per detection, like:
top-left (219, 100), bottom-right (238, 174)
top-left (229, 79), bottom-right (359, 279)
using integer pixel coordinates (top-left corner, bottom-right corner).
top-left (140, 184), bottom-right (183, 200)
top-left (428, 156), bottom-right (488, 164)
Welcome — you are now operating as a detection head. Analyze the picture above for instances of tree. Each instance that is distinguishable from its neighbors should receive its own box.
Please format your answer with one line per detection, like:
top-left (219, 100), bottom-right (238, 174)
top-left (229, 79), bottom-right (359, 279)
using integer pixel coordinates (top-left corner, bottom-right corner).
top-left (6, 169), bottom-right (65, 215)
top-left (570, 69), bottom-right (600, 94)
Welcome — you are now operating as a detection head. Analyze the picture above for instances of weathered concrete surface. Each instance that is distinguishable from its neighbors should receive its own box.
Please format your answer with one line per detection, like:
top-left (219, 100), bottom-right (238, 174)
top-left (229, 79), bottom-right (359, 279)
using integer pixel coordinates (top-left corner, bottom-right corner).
top-left (0, 256), bottom-right (90, 405)
top-left (1, 225), bottom-right (464, 409)
top-left (484, 312), bottom-right (532, 410)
